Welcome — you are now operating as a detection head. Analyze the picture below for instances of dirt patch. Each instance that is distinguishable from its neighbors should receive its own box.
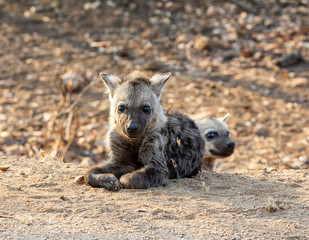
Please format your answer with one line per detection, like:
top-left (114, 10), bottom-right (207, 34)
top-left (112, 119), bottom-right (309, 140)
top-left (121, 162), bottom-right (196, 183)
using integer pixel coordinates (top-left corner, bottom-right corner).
top-left (1, 156), bottom-right (308, 239)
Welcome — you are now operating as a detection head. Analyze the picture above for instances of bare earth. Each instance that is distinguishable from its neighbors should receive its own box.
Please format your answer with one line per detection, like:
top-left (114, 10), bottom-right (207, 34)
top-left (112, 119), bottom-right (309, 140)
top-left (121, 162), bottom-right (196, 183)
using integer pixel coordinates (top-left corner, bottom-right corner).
top-left (0, 156), bottom-right (308, 239)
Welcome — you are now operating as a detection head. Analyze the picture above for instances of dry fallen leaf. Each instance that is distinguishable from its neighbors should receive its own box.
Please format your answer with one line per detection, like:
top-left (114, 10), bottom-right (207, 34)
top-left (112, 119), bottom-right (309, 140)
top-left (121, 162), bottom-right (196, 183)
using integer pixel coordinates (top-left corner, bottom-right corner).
top-left (0, 165), bottom-right (10, 171)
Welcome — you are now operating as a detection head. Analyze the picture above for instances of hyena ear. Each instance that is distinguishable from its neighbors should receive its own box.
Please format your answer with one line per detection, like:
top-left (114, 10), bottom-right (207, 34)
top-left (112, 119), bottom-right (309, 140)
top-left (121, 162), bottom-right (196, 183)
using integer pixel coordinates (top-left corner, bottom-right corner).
top-left (150, 72), bottom-right (171, 97)
top-left (100, 73), bottom-right (121, 97)
top-left (221, 113), bottom-right (231, 123)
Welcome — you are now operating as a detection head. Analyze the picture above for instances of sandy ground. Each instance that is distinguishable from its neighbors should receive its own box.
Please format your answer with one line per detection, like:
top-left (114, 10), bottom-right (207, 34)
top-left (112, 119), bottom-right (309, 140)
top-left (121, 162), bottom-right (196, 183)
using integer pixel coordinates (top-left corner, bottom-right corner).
top-left (1, 156), bottom-right (308, 239)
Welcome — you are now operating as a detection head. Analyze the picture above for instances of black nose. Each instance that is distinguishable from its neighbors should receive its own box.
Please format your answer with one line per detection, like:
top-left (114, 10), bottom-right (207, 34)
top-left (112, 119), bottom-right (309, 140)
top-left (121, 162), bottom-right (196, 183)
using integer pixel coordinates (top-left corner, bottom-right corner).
top-left (127, 121), bottom-right (139, 133)
top-left (226, 141), bottom-right (235, 148)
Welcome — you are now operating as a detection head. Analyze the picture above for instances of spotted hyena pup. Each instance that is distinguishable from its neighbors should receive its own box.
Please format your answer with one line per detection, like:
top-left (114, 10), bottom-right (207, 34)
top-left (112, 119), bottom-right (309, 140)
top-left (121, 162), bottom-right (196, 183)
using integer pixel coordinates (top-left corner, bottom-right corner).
top-left (195, 113), bottom-right (235, 171)
top-left (85, 71), bottom-right (205, 190)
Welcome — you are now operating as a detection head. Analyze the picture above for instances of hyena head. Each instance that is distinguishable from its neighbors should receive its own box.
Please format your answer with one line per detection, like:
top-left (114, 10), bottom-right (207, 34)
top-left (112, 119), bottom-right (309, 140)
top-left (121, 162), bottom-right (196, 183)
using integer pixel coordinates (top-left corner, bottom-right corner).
top-left (196, 113), bottom-right (235, 158)
top-left (100, 71), bottom-right (170, 140)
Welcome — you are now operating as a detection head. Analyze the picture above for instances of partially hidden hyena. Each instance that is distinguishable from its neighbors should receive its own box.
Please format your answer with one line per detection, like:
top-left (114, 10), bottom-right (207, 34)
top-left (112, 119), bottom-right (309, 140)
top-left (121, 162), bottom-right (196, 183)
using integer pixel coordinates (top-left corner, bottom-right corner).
top-left (195, 113), bottom-right (235, 171)
top-left (85, 71), bottom-right (205, 190)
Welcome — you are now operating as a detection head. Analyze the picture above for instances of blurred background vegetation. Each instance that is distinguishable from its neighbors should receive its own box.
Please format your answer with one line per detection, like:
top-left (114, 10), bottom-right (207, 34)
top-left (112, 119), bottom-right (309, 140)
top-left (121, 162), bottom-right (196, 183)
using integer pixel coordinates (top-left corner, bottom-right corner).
top-left (0, 0), bottom-right (308, 171)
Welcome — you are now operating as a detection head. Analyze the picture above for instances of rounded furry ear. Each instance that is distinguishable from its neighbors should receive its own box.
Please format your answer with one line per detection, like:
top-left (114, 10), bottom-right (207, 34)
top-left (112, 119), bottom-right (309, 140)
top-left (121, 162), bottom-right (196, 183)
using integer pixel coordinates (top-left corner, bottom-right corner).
top-left (100, 73), bottom-right (121, 98)
top-left (221, 113), bottom-right (231, 123)
top-left (150, 72), bottom-right (171, 96)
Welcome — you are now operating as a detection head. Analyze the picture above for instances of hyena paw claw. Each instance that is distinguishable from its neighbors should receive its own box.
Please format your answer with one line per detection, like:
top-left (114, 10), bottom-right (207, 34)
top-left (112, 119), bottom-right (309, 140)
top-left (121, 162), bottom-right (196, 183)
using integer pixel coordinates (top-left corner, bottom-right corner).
top-left (93, 173), bottom-right (121, 191)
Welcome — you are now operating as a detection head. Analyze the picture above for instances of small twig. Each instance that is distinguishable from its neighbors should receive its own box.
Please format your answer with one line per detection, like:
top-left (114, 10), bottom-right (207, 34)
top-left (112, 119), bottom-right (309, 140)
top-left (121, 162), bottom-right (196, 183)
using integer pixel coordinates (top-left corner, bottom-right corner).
top-left (0, 211), bottom-right (15, 219)
top-left (59, 110), bottom-right (79, 160)
top-left (45, 86), bottom-right (66, 144)
top-left (0, 183), bottom-right (10, 187)
top-left (51, 86), bottom-right (66, 132)
top-left (64, 110), bottom-right (74, 142)
top-left (50, 127), bottom-right (63, 158)
top-left (0, 215), bottom-right (14, 219)
top-left (46, 78), bottom-right (99, 160)
top-left (0, 183), bottom-right (22, 191)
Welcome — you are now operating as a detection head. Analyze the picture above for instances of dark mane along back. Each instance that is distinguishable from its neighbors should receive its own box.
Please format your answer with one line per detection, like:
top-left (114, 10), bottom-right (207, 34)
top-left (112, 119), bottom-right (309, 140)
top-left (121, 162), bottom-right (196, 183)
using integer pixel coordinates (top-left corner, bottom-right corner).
top-left (164, 111), bottom-right (205, 179)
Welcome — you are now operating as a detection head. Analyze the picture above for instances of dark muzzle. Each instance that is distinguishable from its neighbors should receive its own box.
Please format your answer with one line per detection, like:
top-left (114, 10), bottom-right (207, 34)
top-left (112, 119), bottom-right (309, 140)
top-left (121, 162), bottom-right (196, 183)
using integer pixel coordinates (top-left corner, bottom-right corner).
top-left (126, 121), bottom-right (140, 133)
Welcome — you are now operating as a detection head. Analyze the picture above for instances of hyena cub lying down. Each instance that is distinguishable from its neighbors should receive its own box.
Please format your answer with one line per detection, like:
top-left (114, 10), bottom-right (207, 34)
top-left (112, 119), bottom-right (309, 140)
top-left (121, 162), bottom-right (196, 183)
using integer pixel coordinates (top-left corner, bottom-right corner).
top-left (85, 71), bottom-right (205, 190)
top-left (195, 113), bottom-right (235, 171)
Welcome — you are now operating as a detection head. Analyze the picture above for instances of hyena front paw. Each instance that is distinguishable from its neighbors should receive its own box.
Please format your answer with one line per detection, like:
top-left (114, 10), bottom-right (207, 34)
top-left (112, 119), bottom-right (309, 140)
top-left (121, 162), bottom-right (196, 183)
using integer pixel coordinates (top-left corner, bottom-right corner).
top-left (120, 172), bottom-right (150, 189)
top-left (91, 173), bottom-right (121, 191)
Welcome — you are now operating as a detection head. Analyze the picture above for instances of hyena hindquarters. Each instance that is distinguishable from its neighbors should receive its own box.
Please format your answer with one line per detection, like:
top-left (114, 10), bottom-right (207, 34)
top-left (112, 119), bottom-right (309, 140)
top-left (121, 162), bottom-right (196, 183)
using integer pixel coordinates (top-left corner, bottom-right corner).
top-left (85, 71), bottom-right (205, 190)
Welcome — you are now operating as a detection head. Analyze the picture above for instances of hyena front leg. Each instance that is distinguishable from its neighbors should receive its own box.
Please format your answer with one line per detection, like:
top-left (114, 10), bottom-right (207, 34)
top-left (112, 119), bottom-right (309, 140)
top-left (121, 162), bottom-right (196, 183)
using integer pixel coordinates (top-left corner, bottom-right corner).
top-left (120, 133), bottom-right (169, 189)
top-left (85, 160), bottom-right (135, 191)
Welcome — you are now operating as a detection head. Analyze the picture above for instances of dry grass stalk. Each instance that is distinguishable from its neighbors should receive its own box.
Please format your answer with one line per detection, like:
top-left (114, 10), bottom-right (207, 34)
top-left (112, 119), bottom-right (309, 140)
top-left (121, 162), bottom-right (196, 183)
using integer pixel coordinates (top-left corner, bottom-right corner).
top-left (45, 78), bottom-right (99, 160)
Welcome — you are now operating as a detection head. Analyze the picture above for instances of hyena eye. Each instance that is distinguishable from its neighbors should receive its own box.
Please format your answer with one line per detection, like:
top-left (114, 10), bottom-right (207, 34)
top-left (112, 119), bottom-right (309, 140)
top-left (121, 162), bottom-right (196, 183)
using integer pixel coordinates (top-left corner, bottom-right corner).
top-left (117, 106), bottom-right (125, 113)
top-left (142, 106), bottom-right (151, 114)
top-left (206, 132), bottom-right (217, 139)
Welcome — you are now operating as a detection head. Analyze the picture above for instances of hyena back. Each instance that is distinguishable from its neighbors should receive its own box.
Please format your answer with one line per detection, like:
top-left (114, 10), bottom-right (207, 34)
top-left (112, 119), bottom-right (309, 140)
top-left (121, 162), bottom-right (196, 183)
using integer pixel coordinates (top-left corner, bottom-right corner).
top-left (85, 71), bottom-right (205, 190)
